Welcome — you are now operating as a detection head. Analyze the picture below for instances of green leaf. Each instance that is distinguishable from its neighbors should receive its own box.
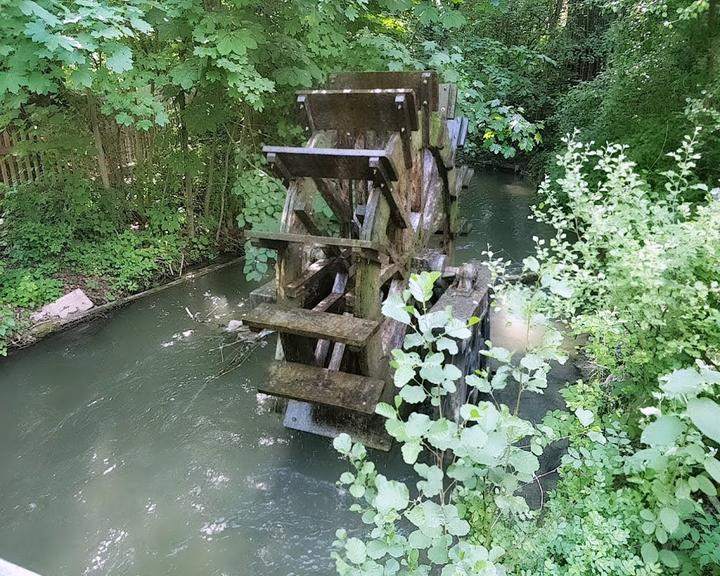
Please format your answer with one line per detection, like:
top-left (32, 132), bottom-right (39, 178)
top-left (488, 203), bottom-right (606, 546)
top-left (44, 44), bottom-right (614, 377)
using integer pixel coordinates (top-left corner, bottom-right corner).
top-left (406, 412), bottom-right (432, 437)
top-left (660, 368), bottom-right (704, 398)
top-left (408, 271), bottom-right (439, 303)
top-left (333, 433), bottom-right (352, 454)
top-left (466, 373), bottom-right (491, 392)
top-left (345, 537), bottom-right (366, 564)
top-left (523, 256), bottom-right (540, 273)
top-left (640, 542), bottom-right (658, 564)
top-left (400, 385), bottom-right (426, 404)
top-left (106, 45), bottom-right (133, 73)
top-left (658, 549), bottom-right (679, 569)
top-left (408, 530), bottom-right (432, 550)
top-left (704, 457), bottom-right (720, 482)
top-left (509, 450), bottom-right (540, 476)
top-left (417, 465), bottom-right (444, 497)
top-left (520, 354), bottom-right (543, 371)
top-left (436, 336), bottom-right (458, 355)
top-left (69, 65), bottom-right (93, 88)
top-left (375, 402), bottom-right (395, 419)
top-left (401, 441), bottom-right (422, 464)
top-left (130, 17), bottom-right (153, 34)
top-left (374, 475), bottom-right (409, 513)
top-left (574, 408), bottom-right (594, 427)
top-left (440, 9), bottom-right (466, 29)
top-left (687, 397), bottom-right (720, 443)
top-left (382, 292), bottom-right (411, 324)
top-left (658, 508), bottom-right (679, 533)
top-left (640, 415), bottom-right (685, 447)
top-left (366, 539), bottom-right (388, 560)
top-left (695, 473), bottom-right (717, 496)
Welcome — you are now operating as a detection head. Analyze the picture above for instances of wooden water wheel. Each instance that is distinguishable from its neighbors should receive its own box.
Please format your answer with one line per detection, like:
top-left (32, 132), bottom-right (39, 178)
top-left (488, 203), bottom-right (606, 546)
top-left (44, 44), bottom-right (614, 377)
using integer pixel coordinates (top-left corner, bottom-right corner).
top-left (243, 71), bottom-right (489, 449)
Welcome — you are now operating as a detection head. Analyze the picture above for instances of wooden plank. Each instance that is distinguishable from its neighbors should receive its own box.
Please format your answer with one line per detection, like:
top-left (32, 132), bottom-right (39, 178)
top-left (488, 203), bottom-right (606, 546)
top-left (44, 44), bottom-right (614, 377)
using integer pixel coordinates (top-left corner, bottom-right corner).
top-left (395, 94), bottom-right (414, 169)
top-left (249, 279), bottom-right (277, 307)
top-left (262, 361), bottom-right (384, 414)
top-left (452, 166), bottom-right (466, 197)
top-left (444, 84), bottom-right (458, 118)
top-left (457, 117), bottom-right (469, 148)
top-left (293, 200), bottom-right (342, 255)
top-left (314, 272), bottom-right (348, 366)
top-left (243, 302), bottom-right (381, 347)
top-left (296, 89), bottom-right (418, 132)
top-left (328, 340), bottom-right (346, 371)
top-left (369, 157), bottom-right (410, 229)
top-left (2, 132), bottom-right (17, 185)
top-left (313, 291), bottom-right (343, 313)
top-left (327, 71), bottom-right (439, 111)
top-left (285, 258), bottom-right (345, 299)
top-left (438, 84), bottom-right (455, 118)
top-left (462, 166), bottom-right (474, 188)
top-left (263, 146), bottom-right (398, 181)
top-left (247, 230), bottom-right (388, 257)
top-left (313, 178), bottom-right (353, 224)
top-left (283, 400), bottom-right (393, 450)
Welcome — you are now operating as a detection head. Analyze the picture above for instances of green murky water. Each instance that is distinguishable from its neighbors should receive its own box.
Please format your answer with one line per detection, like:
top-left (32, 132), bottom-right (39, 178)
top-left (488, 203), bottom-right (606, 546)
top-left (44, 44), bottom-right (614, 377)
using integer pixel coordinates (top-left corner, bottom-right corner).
top-left (0, 170), bottom-right (543, 576)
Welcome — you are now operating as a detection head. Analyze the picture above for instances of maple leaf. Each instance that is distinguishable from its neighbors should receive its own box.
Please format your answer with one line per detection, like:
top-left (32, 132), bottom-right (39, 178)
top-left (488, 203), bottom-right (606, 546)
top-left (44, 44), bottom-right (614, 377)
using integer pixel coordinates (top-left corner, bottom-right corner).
top-left (106, 45), bottom-right (133, 73)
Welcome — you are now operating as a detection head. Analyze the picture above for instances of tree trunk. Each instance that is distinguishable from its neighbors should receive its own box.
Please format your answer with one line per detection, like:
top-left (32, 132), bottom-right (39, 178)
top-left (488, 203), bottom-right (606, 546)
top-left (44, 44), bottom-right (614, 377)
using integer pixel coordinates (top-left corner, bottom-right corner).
top-left (204, 140), bottom-right (215, 218)
top-left (178, 92), bottom-right (195, 238)
top-left (87, 93), bottom-right (111, 190)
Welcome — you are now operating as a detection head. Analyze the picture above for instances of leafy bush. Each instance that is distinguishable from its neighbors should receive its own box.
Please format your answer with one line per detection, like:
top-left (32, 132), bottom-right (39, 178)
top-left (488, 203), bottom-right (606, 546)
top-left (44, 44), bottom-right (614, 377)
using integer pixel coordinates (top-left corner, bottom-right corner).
top-left (0, 269), bottom-right (63, 310)
top-left (332, 271), bottom-right (568, 575)
top-left (526, 130), bottom-right (720, 395)
top-left (233, 166), bottom-right (285, 282)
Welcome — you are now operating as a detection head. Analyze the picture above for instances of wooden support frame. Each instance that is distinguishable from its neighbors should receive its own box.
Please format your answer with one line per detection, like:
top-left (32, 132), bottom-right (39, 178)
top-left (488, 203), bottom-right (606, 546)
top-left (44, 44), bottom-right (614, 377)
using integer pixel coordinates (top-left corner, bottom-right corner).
top-left (296, 89), bottom-right (418, 134)
top-left (395, 94), bottom-right (414, 169)
top-left (369, 157), bottom-right (410, 230)
top-left (285, 258), bottom-right (346, 299)
top-left (263, 146), bottom-right (397, 181)
top-left (313, 178), bottom-right (353, 224)
top-left (297, 94), bottom-right (315, 134)
top-left (247, 230), bottom-right (389, 260)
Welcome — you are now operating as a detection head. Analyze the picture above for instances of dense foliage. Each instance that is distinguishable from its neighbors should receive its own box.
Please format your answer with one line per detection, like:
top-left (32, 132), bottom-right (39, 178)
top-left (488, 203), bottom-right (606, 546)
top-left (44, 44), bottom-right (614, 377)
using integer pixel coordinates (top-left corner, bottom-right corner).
top-left (0, 0), bottom-right (551, 353)
top-left (333, 131), bottom-right (720, 575)
top-left (3, 0), bottom-right (716, 354)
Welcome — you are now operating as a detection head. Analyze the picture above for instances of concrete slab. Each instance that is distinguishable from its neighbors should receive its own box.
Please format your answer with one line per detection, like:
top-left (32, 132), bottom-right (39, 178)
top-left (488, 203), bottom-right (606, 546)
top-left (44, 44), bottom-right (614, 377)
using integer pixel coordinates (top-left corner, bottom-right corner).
top-left (31, 289), bottom-right (94, 323)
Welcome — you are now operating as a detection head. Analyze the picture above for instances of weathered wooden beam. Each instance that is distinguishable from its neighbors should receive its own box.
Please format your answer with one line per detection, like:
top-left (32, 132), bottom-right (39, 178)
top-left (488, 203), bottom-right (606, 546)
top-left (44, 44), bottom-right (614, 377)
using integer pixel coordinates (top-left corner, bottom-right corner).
top-left (297, 94), bottom-right (315, 134)
top-left (314, 271), bottom-right (348, 366)
top-left (249, 279), bottom-right (277, 307)
top-left (293, 200), bottom-right (342, 256)
top-left (262, 361), bottom-right (385, 414)
top-left (312, 178), bottom-right (353, 224)
top-left (285, 258), bottom-right (346, 299)
top-left (395, 94), bottom-right (414, 169)
top-left (327, 71), bottom-right (438, 111)
top-left (243, 302), bottom-right (381, 348)
top-left (439, 83), bottom-right (457, 119)
top-left (262, 146), bottom-right (397, 181)
top-left (246, 231), bottom-right (388, 259)
top-left (296, 89), bottom-right (418, 133)
top-left (369, 157), bottom-right (410, 229)
top-left (328, 340), bottom-right (346, 371)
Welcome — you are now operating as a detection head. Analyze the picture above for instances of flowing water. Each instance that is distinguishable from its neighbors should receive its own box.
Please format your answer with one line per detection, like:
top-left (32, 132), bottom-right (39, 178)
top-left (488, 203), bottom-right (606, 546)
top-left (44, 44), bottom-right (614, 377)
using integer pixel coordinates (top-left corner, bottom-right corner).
top-left (0, 170), bottom-right (547, 576)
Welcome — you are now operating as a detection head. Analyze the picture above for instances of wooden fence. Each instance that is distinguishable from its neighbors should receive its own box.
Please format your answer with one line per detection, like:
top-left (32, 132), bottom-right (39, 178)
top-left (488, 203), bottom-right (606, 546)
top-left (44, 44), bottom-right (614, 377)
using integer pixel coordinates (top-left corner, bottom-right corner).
top-left (0, 129), bottom-right (45, 187)
top-left (0, 125), bottom-right (152, 188)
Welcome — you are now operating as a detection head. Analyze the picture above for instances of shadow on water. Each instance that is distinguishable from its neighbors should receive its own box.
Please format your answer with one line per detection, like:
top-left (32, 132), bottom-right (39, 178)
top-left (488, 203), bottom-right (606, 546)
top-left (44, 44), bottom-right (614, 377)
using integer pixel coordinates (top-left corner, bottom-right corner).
top-left (0, 170), bottom-right (570, 575)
